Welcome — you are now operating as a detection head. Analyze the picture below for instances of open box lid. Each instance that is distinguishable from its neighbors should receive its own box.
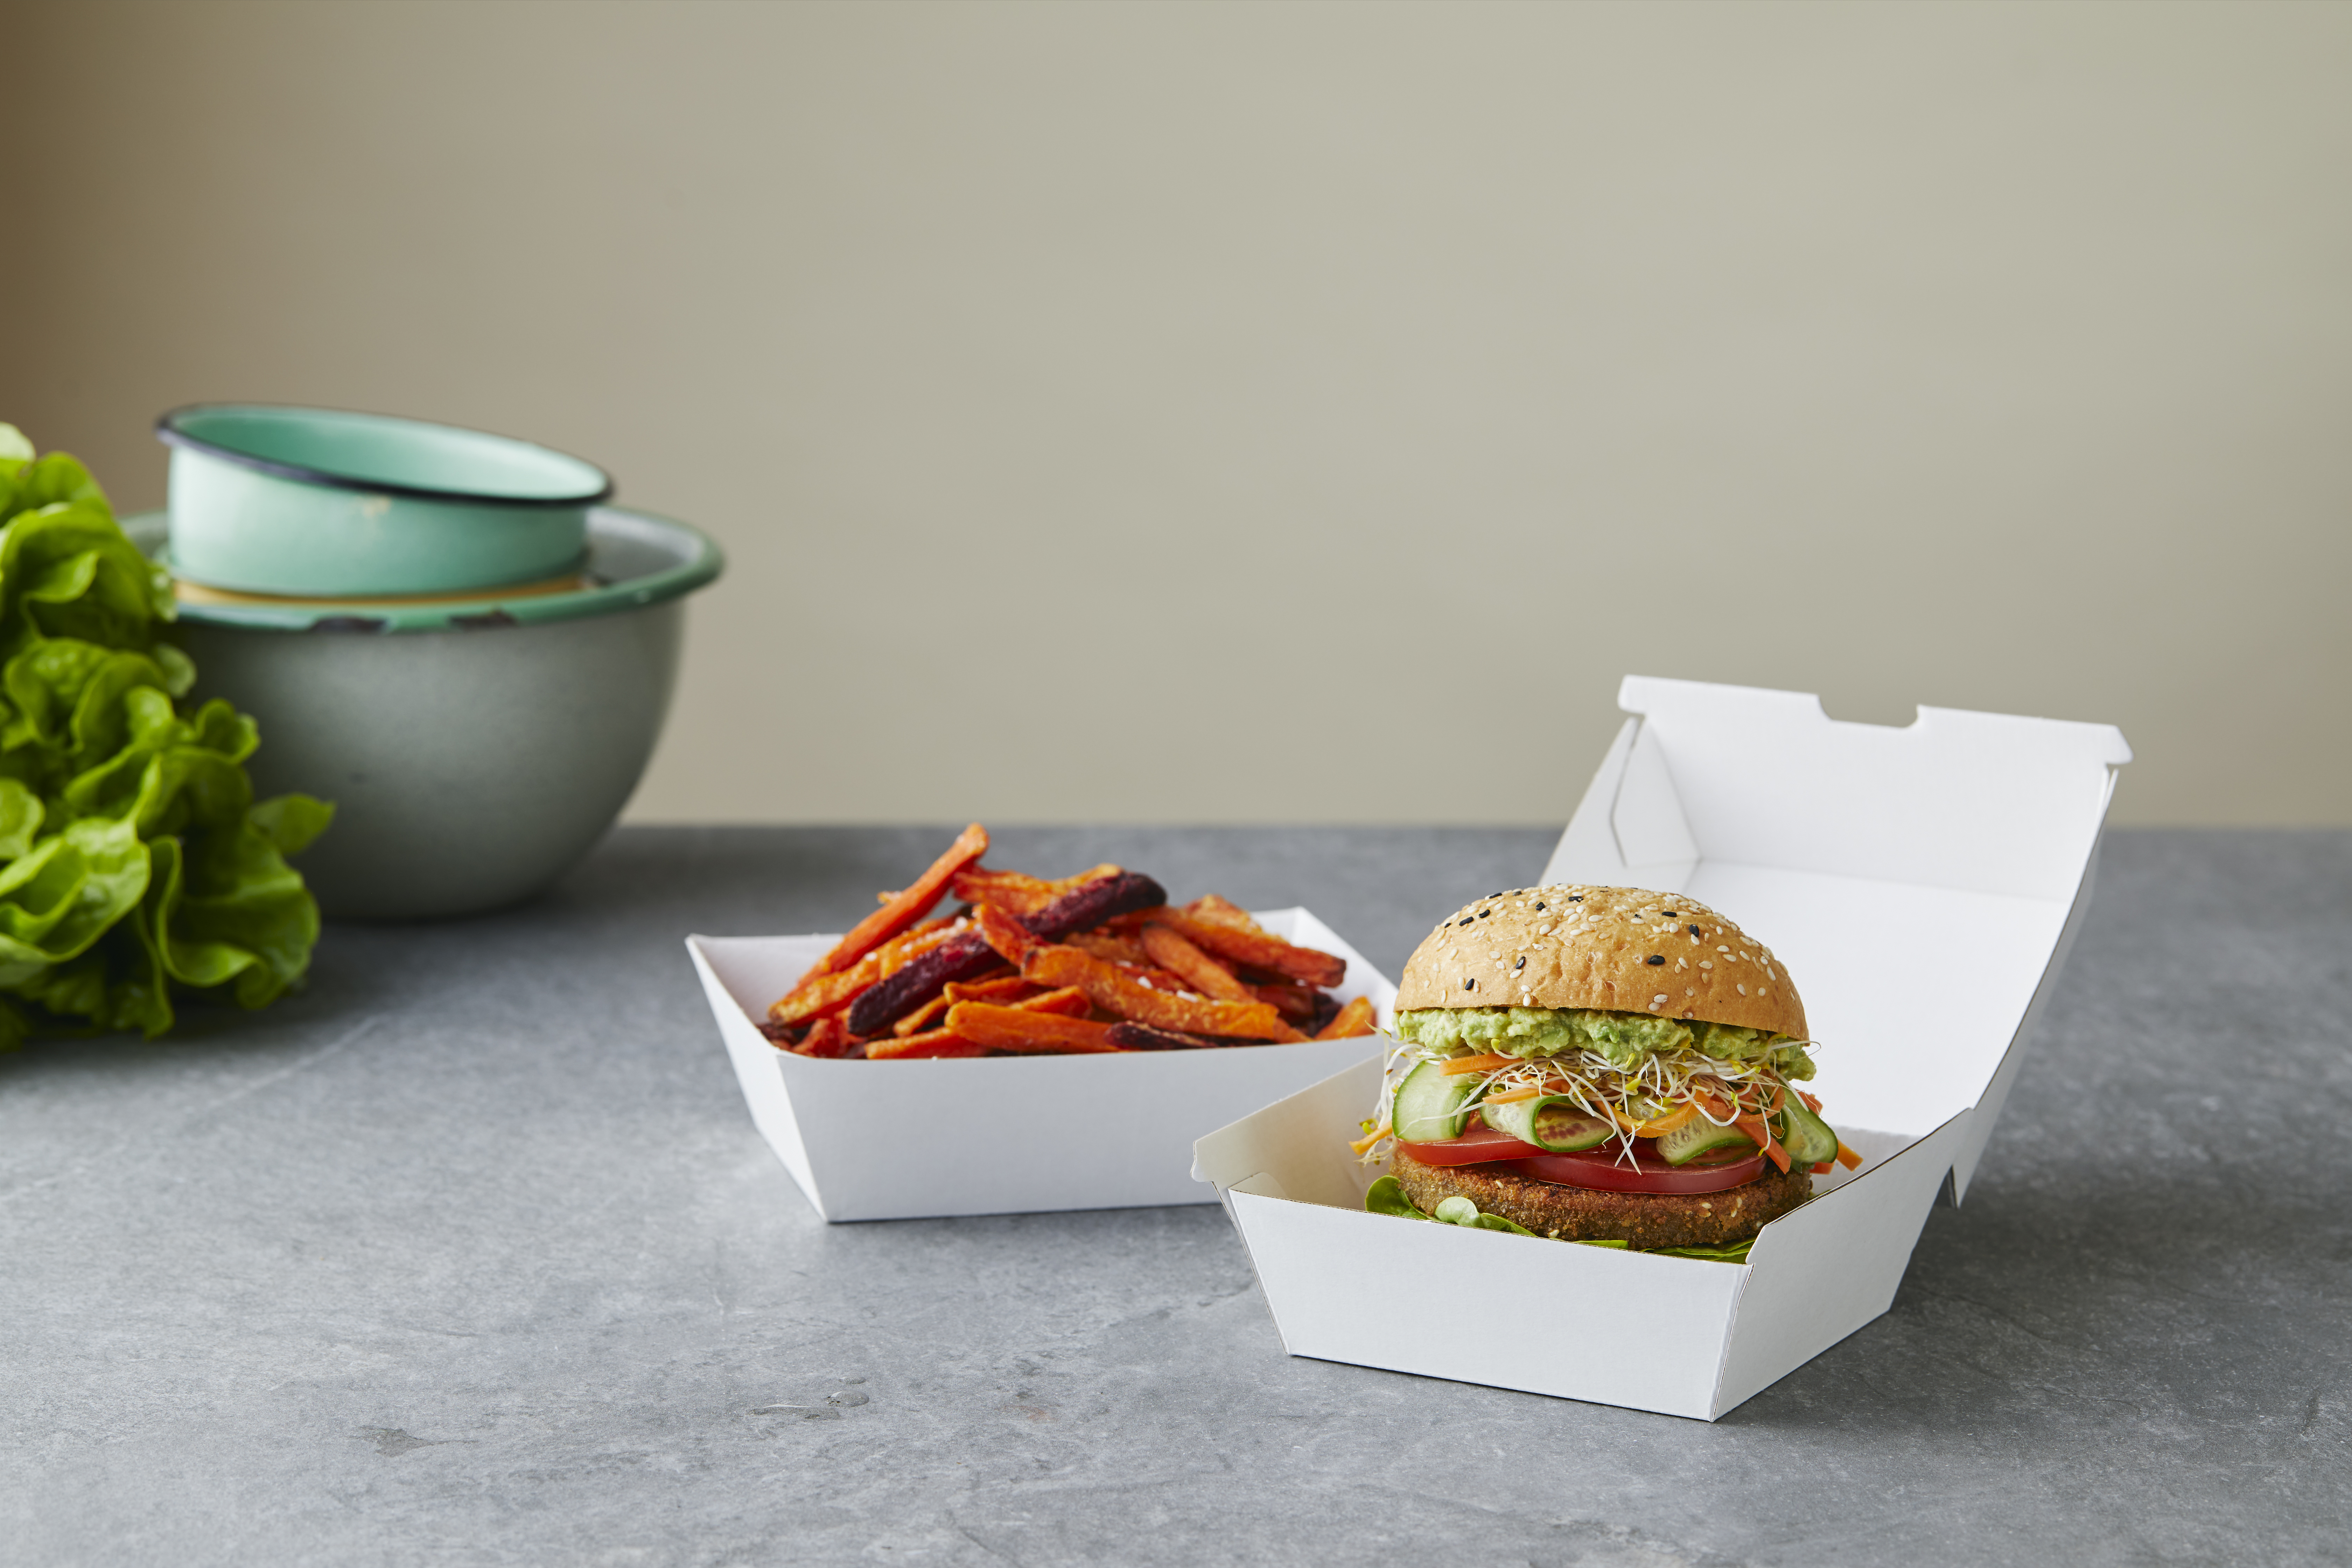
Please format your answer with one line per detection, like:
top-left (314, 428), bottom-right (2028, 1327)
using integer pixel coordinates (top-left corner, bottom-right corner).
top-left (1544, 677), bottom-right (2131, 1202)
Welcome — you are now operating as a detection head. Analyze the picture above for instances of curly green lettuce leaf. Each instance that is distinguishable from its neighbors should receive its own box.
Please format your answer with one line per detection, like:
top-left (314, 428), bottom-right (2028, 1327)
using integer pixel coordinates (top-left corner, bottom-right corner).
top-left (0, 429), bottom-right (327, 1042)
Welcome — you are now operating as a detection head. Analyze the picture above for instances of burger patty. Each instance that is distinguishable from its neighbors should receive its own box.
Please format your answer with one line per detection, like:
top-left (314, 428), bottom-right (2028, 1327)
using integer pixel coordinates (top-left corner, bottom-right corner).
top-left (1390, 1149), bottom-right (1811, 1250)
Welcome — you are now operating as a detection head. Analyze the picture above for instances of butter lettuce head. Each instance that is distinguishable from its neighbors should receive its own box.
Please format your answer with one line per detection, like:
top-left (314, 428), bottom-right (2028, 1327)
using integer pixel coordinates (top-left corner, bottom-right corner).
top-left (0, 427), bottom-right (329, 1044)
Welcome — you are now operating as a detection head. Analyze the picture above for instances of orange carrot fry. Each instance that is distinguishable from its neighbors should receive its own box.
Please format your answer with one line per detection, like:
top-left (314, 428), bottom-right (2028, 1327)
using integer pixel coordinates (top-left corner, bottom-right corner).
top-left (1835, 1140), bottom-right (1863, 1170)
top-left (1314, 995), bottom-right (1377, 1040)
top-left (1020, 944), bottom-right (1301, 1040)
top-left (948, 864), bottom-right (1121, 918)
top-left (945, 1002), bottom-right (1121, 1055)
top-left (867, 1027), bottom-right (990, 1060)
top-left (975, 903), bottom-right (1042, 966)
top-left (1147, 908), bottom-right (1344, 989)
top-left (1139, 923), bottom-right (1257, 1004)
top-left (804, 822), bottom-right (987, 980)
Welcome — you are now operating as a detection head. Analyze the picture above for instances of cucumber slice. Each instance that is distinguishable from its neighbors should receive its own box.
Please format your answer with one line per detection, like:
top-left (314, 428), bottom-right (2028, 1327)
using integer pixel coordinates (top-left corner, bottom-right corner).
top-left (1482, 1095), bottom-right (1613, 1152)
top-left (1392, 1060), bottom-right (1482, 1142)
top-left (1776, 1094), bottom-right (1839, 1166)
top-left (1655, 1114), bottom-right (1756, 1167)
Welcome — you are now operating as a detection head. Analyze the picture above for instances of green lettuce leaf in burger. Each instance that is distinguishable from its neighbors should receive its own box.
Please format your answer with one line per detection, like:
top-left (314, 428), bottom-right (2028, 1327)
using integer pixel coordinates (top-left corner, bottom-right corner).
top-left (1357, 884), bottom-right (1855, 1260)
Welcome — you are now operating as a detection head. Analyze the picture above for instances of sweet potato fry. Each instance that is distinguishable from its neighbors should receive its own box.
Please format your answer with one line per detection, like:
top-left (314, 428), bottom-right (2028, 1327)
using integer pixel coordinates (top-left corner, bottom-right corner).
top-left (892, 993), bottom-right (955, 1037)
top-left (844, 931), bottom-right (1003, 1035)
top-left (892, 962), bottom-right (1045, 1036)
top-left (1138, 923), bottom-right (1256, 1003)
top-left (1021, 944), bottom-right (1303, 1040)
top-left (1065, 929), bottom-right (1151, 967)
top-left (1184, 894), bottom-right (1268, 934)
top-left (945, 1002), bottom-right (1120, 1055)
top-left (804, 823), bottom-right (986, 980)
top-left (1105, 1021), bottom-right (1236, 1051)
top-left (1011, 985), bottom-right (1093, 1018)
top-left (975, 903), bottom-right (1043, 967)
top-left (1314, 996), bottom-right (1377, 1040)
top-left (1148, 908), bottom-right (1344, 989)
top-left (795, 1016), bottom-right (856, 1058)
top-left (1028, 872), bottom-right (1168, 940)
top-left (1251, 981), bottom-right (1321, 1021)
top-left (866, 1027), bottom-right (989, 1060)
top-left (769, 916), bottom-right (962, 1026)
top-left (945, 975), bottom-right (1038, 1005)
top-left (1306, 990), bottom-right (1342, 1036)
top-left (948, 863), bottom-right (1121, 917)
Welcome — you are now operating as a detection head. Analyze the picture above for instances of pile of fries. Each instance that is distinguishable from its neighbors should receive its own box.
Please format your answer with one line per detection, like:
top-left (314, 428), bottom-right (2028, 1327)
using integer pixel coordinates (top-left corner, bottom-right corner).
top-left (762, 824), bottom-right (1378, 1059)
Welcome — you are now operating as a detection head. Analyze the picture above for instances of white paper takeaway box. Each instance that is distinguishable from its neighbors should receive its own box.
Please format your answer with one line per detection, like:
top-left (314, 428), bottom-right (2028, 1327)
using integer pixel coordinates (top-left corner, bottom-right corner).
top-left (690, 909), bottom-right (1395, 1222)
top-left (1195, 677), bottom-right (2131, 1420)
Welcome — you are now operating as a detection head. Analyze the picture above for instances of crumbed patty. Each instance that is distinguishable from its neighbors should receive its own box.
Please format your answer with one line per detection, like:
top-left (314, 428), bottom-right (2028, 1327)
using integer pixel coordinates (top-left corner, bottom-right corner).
top-left (1390, 1149), bottom-right (1811, 1250)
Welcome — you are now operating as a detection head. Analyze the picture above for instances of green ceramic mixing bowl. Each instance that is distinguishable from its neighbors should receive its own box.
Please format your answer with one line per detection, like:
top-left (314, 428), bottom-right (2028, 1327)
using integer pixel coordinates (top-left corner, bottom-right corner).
top-left (157, 404), bottom-right (612, 597)
top-left (126, 506), bottom-right (722, 920)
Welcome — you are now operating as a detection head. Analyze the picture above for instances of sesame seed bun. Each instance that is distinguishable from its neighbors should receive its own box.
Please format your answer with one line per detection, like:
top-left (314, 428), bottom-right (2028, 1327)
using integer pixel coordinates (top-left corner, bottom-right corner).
top-left (1394, 885), bottom-right (1808, 1038)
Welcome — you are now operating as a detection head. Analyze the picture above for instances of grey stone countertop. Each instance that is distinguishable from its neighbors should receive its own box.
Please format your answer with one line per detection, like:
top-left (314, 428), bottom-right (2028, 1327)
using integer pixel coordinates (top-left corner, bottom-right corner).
top-left (4, 827), bottom-right (2347, 1567)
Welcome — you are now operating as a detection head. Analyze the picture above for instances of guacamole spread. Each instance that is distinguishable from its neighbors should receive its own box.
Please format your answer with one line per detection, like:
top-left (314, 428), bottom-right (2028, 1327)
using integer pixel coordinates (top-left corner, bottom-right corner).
top-left (1394, 1005), bottom-right (1816, 1081)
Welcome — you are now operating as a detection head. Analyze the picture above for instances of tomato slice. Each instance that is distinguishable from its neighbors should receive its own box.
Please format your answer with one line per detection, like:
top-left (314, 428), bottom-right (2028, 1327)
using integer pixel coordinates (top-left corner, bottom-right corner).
top-left (1396, 1129), bottom-right (1769, 1194)
top-left (1508, 1148), bottom-right (1766, 1194)
top-left (1394, 1127), bottom-right (1546, 1166)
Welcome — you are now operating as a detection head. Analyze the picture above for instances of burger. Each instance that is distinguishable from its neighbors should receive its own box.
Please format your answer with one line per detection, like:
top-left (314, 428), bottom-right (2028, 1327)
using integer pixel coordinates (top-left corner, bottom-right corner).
top-left (1360, 884), bottom-right (1853, 1258)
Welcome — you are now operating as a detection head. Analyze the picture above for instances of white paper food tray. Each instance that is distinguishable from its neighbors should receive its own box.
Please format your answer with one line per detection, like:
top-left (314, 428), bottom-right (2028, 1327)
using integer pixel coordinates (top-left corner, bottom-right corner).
top-left (1195, 677), bottom-right (2130, 1420)
top-left (690, 908), bottom-right (1395, 1222)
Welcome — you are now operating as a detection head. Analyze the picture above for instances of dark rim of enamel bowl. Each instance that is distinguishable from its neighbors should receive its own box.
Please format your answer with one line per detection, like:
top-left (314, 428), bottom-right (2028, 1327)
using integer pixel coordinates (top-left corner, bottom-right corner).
top-left (155, 404), bottom-right (615, 509)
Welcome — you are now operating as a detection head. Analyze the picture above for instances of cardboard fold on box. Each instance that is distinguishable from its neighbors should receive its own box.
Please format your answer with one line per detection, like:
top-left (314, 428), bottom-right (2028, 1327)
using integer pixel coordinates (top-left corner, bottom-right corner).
top-left (690, 909), bottom-right (1395, 1222)
top-left (1196, 677), bottom-right (2130, 1420)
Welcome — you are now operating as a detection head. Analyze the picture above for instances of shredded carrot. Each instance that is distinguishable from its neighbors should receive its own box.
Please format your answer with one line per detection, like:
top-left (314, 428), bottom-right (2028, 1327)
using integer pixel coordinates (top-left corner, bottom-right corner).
top-left (1835, 1140), bottom-right (1863, 1170)
top-left (1633, 1102), bottom-right (1701, 1138)
top-left (1798, 1090), bottom-right (1823, 1113)
top-left (1438, 1053), bottom-right (1513, 1076)
top-left (1482, 1085), bottom-right (1543, 1105)
top-left (1348, 1121), bottom-right (1391, 1155)
top-left (1737, 1113), bottom-right (1791, 1174)
top-left (1812, 1161), bottom-right (1834, 1175)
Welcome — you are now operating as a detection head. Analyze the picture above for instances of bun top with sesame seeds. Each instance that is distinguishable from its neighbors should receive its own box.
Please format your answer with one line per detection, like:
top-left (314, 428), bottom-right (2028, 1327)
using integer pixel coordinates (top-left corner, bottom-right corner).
top-left (1393, 885), bottom-right (1807, 1038)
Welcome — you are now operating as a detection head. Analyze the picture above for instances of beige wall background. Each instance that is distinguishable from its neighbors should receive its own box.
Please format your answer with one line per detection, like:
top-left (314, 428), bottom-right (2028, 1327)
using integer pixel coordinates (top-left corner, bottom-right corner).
top-left (3, 0), bottom-right (2345, 826)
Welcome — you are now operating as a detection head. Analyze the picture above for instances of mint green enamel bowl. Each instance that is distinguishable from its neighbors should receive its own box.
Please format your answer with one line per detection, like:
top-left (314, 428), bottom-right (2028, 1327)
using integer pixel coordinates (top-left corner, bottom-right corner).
top-left (125, 506), bottom-right (722, 920)
top-left (157, 404), bottom-right (611, 597)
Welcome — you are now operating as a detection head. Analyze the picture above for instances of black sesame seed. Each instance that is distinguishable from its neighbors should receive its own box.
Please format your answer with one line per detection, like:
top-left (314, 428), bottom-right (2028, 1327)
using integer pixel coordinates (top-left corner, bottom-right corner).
top-left (1478, 910), bottom-right (1491, 919)
top-left (1458, 917), bottom-right (1475, 927)
top-left (1464, 977), bottom-right (1476, 991)
top-left (1534, 902), bottom-right (1546, 911)
top-left (1688, 924), bottom-right (1702, 937)
top-left (1513, 957), bottom-right (1526, 970)
top-left (1646, 955), bottom-right (1665, 966)
top-left (1569, 895), bottom-right (1583, 902)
